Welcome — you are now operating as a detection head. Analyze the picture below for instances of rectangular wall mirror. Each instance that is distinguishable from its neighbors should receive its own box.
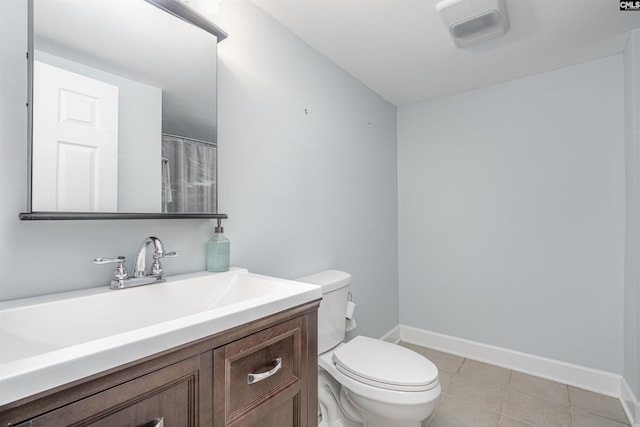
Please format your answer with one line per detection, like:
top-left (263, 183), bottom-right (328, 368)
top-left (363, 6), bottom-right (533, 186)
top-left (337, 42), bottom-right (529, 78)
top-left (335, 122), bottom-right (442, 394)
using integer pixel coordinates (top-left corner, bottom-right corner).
top-left (20, 0), bottom-right (228, 220)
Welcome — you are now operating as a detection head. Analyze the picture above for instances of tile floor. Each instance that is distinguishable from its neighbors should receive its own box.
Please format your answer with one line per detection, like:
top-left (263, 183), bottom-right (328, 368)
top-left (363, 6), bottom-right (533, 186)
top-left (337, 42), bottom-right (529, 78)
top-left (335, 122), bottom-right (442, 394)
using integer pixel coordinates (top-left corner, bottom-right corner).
top-left (398, 342), bottom-right (631, 427)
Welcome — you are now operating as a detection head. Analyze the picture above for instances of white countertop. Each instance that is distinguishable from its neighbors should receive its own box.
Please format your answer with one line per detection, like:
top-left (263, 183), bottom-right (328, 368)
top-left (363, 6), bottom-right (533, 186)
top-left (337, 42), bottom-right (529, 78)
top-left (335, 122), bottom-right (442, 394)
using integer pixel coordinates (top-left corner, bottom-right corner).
top-left (0, 268), bottom-right (322, 406)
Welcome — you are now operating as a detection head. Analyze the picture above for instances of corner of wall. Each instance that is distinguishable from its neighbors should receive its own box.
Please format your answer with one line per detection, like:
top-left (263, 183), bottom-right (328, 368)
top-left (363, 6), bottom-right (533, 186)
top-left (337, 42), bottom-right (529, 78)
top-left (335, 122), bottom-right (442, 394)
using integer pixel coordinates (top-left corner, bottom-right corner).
top-left (380, 325), bottom-right (401, 343)
top-left (622, 376), bottom-right (640, 425)
top-left (624, 26), bottom-right (640, 410)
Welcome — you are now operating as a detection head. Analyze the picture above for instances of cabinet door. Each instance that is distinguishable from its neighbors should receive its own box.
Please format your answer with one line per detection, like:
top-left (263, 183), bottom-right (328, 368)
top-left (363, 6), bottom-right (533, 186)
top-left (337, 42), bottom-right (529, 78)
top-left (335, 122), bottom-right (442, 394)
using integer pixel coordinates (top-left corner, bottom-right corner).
top-left (213, 316), bottom-right (309, 427)
top-left (25, 353), bottom-right (212, 426)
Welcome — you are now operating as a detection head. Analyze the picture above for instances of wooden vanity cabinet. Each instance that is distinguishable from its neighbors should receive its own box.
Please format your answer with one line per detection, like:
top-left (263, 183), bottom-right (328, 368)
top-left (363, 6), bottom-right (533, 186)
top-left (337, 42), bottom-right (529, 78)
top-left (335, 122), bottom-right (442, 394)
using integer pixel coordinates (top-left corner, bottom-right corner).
top-left (17, 354), bottom-right (211, 427)
top-left (0, 301), bottom-right (319, 427)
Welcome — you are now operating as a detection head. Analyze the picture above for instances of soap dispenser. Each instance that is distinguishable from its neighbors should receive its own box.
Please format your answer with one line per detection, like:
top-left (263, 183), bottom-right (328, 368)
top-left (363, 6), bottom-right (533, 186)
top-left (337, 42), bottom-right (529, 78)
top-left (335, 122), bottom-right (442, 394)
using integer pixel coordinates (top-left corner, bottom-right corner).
top-left (207, 218), bottom-right (230, 272)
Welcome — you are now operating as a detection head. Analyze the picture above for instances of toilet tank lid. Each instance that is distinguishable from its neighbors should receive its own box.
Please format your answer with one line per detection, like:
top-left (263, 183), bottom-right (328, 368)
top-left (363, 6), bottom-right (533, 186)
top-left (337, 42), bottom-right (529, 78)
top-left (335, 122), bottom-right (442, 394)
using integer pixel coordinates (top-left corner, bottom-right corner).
top-left (296, 270), bottom-right (351, 293)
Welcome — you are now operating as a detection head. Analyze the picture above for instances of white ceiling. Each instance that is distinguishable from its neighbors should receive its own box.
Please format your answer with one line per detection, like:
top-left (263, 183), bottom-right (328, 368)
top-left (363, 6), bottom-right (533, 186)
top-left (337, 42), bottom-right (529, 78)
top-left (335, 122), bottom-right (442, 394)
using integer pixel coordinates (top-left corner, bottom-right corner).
top-left (253, 0), bottom-right (640, 106)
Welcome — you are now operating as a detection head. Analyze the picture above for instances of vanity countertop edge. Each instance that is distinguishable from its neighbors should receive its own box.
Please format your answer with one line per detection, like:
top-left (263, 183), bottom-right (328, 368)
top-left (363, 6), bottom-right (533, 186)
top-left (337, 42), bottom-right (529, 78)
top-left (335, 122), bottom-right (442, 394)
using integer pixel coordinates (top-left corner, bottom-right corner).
top-left (0, 269), bottom-right (323, 408)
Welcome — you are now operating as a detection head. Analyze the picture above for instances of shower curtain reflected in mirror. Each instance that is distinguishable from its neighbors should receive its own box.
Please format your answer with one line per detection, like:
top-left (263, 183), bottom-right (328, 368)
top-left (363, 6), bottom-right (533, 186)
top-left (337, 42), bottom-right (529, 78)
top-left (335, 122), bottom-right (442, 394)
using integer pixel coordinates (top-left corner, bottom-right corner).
top-left (161, 134), bottom-right (217, 213)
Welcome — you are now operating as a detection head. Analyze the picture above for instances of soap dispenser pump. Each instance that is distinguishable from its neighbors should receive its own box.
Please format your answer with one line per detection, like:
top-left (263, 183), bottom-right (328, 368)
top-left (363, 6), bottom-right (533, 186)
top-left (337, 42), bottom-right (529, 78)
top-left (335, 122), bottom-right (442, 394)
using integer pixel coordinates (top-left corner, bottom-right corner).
top-left (207, 218), bottom-right (230, 272)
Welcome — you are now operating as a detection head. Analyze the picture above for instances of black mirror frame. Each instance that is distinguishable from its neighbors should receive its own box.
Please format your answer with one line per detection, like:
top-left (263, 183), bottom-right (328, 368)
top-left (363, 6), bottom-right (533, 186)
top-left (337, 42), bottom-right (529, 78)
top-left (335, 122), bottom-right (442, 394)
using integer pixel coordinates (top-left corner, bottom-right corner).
top-left (20, 0), bottom-right (228, 221)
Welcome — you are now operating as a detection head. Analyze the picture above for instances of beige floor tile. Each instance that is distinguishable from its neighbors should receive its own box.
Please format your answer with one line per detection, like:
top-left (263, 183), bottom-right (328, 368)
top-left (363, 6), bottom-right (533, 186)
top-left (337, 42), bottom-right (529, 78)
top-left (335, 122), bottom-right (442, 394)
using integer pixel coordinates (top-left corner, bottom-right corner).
top-left (438, 369), bottom-right (455, 395)
top-left (500, 415), bottom-right (536, 427)
top-left (458, 358), bottom-right (512, 386)
top-left (568, 387), bottom-right (629, 424)
top-left (510, 371), bottom-right (569, 406)
top-left (421, 347), bottom-right (466, 373)
top-left (398, 346), bottom-right (631, 427)
top-left (428, 396), bottom-right (501, 427)
top-left (422, 397), bottom-right (445, 427)
top-left (571, 408), bottom-right (631, 427)
top-left (399, 342), bottom-right (465, 373)
top-left (448, 375), bottom-right (507, 413)
top-left (504, 389), bottom-right (572, 427)
top-left (399, 341), bottom-right (423, 352)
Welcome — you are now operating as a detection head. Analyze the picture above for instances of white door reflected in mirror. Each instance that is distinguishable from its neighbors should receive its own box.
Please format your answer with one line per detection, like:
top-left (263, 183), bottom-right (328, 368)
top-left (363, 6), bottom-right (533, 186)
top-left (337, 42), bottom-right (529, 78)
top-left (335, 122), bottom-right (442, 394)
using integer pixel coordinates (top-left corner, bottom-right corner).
top-left (32, 61), bottom-right (119, 212)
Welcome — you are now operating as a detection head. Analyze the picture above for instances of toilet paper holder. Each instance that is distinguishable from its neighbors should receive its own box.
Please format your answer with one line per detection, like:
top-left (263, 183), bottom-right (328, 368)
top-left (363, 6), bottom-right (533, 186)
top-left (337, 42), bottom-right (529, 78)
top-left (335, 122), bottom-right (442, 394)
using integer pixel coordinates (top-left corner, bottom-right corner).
top-left (346, 291), bottom-right (356, 331)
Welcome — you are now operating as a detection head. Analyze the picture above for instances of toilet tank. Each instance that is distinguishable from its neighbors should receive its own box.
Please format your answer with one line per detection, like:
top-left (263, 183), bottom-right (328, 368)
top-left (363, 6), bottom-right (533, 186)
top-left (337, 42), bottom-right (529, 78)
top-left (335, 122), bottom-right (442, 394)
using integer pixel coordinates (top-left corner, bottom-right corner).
top-left (297, 270), bottom-right (351, 354)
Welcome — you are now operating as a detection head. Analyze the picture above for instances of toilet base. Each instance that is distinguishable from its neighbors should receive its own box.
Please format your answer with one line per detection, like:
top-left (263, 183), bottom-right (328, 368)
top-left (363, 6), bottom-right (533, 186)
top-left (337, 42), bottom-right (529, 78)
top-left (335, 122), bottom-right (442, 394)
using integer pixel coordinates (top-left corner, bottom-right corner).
top-left (341, 387), bottom-right (438, 427)
top-left (318, 366), bottom-right (439, 427)
top-left (318, 369), bottom-right (362, 427)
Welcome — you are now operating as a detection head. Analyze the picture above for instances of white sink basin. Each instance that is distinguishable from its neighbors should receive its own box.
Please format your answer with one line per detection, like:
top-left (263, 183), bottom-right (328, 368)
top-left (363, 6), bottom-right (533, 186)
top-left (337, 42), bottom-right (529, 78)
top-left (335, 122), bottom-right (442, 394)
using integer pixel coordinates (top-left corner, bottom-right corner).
top-left (0, 268), bottom-right (322, 405)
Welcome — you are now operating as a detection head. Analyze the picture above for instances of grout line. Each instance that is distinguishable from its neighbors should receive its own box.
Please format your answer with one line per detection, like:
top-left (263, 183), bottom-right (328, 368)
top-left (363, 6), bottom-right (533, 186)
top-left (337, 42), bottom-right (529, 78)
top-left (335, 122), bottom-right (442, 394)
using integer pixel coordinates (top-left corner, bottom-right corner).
top-left (458, 357), bottom-right (465, 374)
top-left (501, 380), bottom-right (509, 422)
top-left (569, 400), bottom-right (574, 427)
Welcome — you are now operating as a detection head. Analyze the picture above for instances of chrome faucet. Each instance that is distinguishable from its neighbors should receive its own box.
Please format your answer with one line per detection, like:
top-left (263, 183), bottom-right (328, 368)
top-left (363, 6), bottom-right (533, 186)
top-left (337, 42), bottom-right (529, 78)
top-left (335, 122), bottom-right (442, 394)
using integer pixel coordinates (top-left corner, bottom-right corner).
top-left (134, 236), bottom-right (176, 278)
top-left (94, 236), bottom-right (178, 290)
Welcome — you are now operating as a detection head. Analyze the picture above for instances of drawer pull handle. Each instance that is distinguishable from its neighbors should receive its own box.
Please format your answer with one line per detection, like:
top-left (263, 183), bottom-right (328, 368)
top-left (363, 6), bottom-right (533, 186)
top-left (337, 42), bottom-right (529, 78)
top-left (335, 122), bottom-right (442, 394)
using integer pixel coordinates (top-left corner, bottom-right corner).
top-left (146, 417), bottom-right (164, 427)
top-left (247, 357), bottom-right (282, 384)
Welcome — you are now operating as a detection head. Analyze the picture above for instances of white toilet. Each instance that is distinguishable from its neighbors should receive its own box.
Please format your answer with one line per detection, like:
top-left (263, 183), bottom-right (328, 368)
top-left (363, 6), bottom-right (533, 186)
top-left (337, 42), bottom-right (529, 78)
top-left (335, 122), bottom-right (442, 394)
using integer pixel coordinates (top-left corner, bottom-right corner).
top-left (297, 270), bottom-right (441, 427)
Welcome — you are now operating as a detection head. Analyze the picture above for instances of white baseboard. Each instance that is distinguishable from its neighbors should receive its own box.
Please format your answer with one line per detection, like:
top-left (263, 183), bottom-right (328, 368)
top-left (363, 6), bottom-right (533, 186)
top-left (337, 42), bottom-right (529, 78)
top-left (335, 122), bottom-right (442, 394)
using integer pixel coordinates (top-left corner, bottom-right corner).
top-left (622, 377), bottom-right (640, 426)
top-left (384, 324), bottom-right (638, 424)
top-left (379, 324), bottom-right (401, 343)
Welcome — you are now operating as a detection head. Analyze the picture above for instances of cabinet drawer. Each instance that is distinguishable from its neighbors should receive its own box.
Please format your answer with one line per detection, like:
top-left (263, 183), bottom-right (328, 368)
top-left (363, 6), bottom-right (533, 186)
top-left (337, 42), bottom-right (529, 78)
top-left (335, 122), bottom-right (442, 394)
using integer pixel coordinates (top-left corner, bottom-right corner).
top-left (214, 316), bottom-right (305, 424)
top-left (20, 354), bottom-right (211, 426)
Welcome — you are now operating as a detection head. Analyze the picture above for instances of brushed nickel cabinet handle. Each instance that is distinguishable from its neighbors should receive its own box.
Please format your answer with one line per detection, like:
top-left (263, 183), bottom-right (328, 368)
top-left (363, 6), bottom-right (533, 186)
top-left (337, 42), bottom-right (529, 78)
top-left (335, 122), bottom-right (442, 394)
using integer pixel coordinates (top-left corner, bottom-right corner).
top-left (247, 358), bottom-right (282, 384)
top-left (145, 417), bottom-right (164, 427)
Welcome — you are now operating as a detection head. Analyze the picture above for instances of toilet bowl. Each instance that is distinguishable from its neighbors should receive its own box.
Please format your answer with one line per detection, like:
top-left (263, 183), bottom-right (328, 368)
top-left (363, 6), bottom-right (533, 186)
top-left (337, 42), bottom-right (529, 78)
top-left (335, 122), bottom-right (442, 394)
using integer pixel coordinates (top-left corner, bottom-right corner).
top-left (319, 337), bottom-right (441, 427)
top-left (297, 270), bottom-right (441, 427)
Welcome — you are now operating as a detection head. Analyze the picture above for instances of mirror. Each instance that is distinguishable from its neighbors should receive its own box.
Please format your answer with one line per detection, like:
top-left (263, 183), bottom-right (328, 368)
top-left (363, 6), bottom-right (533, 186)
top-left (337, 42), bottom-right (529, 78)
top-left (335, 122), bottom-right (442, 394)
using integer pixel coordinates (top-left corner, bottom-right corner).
top-left (21, 0), bottom-right (227, 220)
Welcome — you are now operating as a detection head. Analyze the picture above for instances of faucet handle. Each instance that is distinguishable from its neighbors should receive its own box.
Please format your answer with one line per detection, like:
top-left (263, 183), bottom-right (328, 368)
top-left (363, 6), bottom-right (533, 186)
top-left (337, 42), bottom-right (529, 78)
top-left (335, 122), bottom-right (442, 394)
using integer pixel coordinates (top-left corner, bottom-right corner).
top-left (94, 256), bottom-right (128, 281)
top-left (94, 256), bottom-right (126, 264)
top-left (150, 251), bottom-right (177, 277)
top-left (153, 251), bottom-right (178, 259)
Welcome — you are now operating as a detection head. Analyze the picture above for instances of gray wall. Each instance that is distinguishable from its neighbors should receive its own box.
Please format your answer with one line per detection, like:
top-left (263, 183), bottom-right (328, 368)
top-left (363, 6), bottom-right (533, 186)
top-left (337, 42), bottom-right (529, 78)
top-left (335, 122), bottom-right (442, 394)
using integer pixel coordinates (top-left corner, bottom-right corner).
top-left (0, 0), bottom-right (399, 339)
top-left (398, 56), bottom-right (625, 373)
top-left (215, 2), bottom-right (399, 339)
top-left (624, 29), bottom-right (640, 397)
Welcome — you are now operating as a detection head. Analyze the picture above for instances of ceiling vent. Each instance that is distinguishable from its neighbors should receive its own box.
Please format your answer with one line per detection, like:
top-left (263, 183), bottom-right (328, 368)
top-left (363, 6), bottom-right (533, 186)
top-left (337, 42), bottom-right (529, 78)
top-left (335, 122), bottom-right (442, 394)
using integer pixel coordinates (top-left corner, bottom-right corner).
top-left (435, 0), bottom-right (510, 48)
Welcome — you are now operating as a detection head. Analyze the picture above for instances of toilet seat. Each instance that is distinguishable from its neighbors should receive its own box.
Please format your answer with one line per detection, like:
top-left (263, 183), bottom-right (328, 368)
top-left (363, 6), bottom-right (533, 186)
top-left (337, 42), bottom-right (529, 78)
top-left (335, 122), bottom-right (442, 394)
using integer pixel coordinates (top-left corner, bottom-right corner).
top-left (319, 347), bottom-right (441, 408)
top-left (332, 336), bottom-right (439, 392)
